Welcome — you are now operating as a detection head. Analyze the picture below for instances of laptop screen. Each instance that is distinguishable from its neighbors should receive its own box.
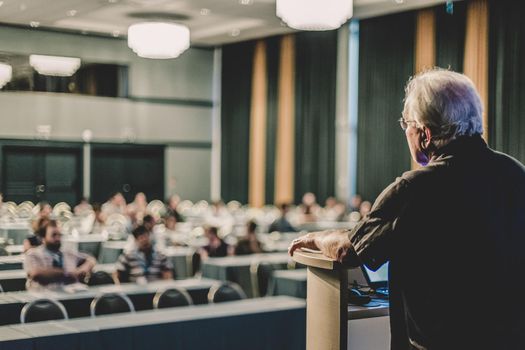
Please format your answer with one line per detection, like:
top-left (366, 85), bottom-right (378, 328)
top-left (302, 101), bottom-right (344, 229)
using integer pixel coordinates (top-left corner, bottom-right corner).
top-left (362, 262), bottom-right (389, 288)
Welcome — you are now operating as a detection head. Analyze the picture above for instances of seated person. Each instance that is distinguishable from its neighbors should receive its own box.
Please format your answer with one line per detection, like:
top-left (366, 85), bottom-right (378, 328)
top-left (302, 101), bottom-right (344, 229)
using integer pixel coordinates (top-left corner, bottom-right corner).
top-left (160, 213), bottom-right (186, 246)
top-left (269, 203), bottom-right (297, 233)
top-left (90, 203), bottom-right (107, 235)
top-left (24, 220), bottom-right (96, 290)
top-left (114, 225), bottom-right (173, 284)
top-left (199, 226), bottom-right (230, 258)
top-left (23, 217), bottom-right (48, 253)
top-left (235, 221), bottom-right (263, 255)
top-left (74, 197), bottom-right (92, 215)
top-left (166, 194), bottom-right (185, 222)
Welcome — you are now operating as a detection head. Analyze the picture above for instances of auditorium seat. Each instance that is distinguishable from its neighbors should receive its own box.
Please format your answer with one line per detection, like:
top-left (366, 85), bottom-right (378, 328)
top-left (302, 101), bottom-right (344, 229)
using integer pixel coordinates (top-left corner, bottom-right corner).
top-left (20, 298), bottom-right (68, 323)
top-left (153, 287), bottom-right (193, 309)
top-left (207, 282), bottom-right (247, 303)
top-left (90, 292), bottom-right (135, 316)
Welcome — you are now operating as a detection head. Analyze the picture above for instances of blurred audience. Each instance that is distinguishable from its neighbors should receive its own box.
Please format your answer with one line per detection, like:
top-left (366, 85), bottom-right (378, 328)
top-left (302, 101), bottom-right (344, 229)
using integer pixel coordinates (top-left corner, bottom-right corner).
top-left (166, 194), bottom-right (185, 222)
top-left (199, 226), bottom-right (230, 258)
top-left (102, 192), bottom-right (127, 216)
top-left (23, 217), bottom-right (49, 252)
top-left (24, 220), bottom-right (96, 290)
top-left (90, 203), bottom-right (107, 235)
top-left (37, 201), bottom-right (52, 220)
top-left (349, 194), bottom-right (363, 212)
top-left (299, 192), bottom-right (320, 223)
top-left (269, 203), bottom-right (297, 233)
top-left (114, 225), bottom-right (173, 284)
top-left (127, 192), bottom-right (148, 225)
top-left (323, 196), bottom-right (346, 221)
top-left (235, 221), bottom-right (262, 255)
top-left (74, 197), bottom-right (92, 215)
top-left (359, 201), bottom-right (372, 218)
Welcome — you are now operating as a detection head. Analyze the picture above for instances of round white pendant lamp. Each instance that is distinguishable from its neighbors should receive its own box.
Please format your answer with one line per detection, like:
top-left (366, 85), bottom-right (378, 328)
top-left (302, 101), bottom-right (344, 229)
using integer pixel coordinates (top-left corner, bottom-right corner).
top-left (29, 55), bottom-right (81, 77)
top-left (0, 63), bottom-right (12, 88)
top-left (128, 22), bottom-right (190, 59)
top-left (276, 0), bottom-right (353, 31)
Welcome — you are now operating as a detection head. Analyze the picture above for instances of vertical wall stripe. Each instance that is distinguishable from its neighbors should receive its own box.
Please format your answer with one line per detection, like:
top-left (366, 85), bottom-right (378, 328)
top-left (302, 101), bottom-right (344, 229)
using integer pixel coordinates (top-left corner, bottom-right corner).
top-left (412, 8), bottom-right (436, 170)
top-left (265, 37), bottom-right (281, 205)
top-left (435, 1), bottom-right (467, 72)
top-left (211, 47), bottom-right (222, 201)
top-left (274, 35), bottom-right (295, 205)
top-left (463, 0), bottom-right (489, 141)
top-left (415, 8), bottom-right (436, 73)
top-left (221, 42), bottom-right (253, 204)
top-left (335, 25), bottom-right (351, 203)
top-left (248, 40), bottom-right (268, 207)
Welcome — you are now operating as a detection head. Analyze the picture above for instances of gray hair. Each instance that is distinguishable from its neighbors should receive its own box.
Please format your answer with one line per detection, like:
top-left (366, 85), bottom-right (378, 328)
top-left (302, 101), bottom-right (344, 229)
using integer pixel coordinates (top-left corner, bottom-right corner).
top-left (402, 68), bottom-right (483, 147)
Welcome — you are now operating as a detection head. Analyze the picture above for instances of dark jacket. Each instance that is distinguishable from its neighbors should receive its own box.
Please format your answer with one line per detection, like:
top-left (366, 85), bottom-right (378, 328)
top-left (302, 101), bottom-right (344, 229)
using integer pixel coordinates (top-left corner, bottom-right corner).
top-left (349, 135), bottom-right (525, 350)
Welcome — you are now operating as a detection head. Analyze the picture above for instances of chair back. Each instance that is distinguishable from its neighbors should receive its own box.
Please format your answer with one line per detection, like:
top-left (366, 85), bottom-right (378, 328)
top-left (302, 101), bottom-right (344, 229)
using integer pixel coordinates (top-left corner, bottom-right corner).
top-left (0, 247), bottom-right (8, 256)
top-left (20, 299), bottom-right (68, 323)
top-left (87, 271), bottom-right (115, 286)
top-left (153, 288), bottom-right (193, 309)
top-left (250, 261), bottom-right (288, 297)
top-left (90, 292), bottom-right (135, 317)
top-left (207, 282), bottom-right (247, 303)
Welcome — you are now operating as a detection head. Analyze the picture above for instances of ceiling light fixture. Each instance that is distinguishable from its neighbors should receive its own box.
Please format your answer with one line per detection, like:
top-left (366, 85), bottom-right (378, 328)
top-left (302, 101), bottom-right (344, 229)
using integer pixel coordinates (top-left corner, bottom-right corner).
top-left (276, 0), bottom-right (353, 31)
top-left (128, 22), bottom-right (190, 59)
top-left (230, 28), bottom-right (240, 37)
top-left (0, 63), bottom-right (12, 88)
top-left (67, 9), bottom-right (77, 16)
top-left (200, 8), bottom-right (211, 16)
top-left (29, 54), bottom-right (81, 76)
top-left (30, 21), bottom-right (40, 28)
top-left (239, 0), bottom-right (253, 5)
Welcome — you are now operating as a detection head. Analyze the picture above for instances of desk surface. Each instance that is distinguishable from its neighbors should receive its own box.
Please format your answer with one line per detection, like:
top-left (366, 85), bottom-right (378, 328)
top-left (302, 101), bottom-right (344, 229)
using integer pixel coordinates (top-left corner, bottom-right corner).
top-left (202, 252), bottom-right (291, 267)
top-left (0, 278), bottom-right (218, 304)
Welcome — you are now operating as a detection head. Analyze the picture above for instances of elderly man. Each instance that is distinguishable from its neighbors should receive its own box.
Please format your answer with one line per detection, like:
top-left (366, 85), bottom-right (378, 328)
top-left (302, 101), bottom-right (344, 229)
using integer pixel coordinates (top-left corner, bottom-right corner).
top-left (289, 69), bottom-right (525, 349)
top-left (24, 220), bottom-right (96, 290)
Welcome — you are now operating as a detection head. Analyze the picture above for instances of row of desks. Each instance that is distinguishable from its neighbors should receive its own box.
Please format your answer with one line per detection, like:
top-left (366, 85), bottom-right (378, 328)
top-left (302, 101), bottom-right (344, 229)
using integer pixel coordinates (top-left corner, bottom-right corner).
top-left (0, 278), bottom-right (218, 326)
top-left (0, 296), bottom-right (307, 350)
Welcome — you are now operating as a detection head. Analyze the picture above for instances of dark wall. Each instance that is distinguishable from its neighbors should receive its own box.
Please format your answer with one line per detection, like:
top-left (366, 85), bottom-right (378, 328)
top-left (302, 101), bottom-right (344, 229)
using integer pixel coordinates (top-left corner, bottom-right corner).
top-left (356, 12), bottom-right (415, 202)
top-left (294, 31), bottom-right (338, 204)
top-left (220, 41), bottom-right (254, 203)
top-left (488, 0), bottom-right (525, 164)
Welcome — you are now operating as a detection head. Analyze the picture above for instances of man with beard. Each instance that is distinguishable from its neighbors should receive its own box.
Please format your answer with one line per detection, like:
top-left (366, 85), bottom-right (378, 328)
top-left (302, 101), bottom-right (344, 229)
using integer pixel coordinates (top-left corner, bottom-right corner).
top-left (24, 220), bottom-right (96, 290)
top-left (114, 225), bottom-right (173, 284)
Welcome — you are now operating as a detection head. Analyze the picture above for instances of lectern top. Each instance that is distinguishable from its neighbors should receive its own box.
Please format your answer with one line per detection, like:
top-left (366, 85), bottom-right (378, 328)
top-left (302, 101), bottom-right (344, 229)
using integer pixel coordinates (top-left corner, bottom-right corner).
top-left (291, 249), bottom-right (346, 270)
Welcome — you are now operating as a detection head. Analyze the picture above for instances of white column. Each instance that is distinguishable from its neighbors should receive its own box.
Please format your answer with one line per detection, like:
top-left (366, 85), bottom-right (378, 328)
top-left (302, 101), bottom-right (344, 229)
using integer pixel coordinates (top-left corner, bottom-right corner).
top-left (335, 24), bottom-right (350, 203)
top-left (83, 143), bottom-right (91, 199)
top-left (210, 47), bottom-right (222, 201)
top-left (348, 20), bottom-right (360, 200)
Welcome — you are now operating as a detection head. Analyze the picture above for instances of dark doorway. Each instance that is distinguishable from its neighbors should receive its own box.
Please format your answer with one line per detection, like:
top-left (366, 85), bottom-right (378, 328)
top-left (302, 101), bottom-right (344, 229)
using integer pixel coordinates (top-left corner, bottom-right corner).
top-left (1, 145), bottom-right (82, 206)
top-left (91, 144), bottom-right (164, 204)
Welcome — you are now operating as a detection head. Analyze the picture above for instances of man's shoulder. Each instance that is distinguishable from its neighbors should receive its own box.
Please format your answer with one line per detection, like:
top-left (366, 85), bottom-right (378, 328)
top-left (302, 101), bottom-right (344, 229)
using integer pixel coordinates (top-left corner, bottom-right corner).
top-left (26, 245), bottom-right (46, 257)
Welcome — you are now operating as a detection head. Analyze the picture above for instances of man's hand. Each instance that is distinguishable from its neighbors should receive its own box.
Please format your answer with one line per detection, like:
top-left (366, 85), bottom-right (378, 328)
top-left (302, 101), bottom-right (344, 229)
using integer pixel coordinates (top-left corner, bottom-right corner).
top-left (289, 230), bottom-right (352, 263)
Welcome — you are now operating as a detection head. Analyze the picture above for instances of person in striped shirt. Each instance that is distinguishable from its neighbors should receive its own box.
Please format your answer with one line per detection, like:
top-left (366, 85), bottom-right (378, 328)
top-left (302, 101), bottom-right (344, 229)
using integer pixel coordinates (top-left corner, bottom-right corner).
top-left (114, 225), bottom-right (173, 284)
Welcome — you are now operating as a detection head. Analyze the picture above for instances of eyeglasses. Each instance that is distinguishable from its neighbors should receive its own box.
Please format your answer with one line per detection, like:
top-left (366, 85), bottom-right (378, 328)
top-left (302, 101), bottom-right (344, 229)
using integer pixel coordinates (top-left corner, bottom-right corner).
top-left (398, 117), bottom-right (417, 131)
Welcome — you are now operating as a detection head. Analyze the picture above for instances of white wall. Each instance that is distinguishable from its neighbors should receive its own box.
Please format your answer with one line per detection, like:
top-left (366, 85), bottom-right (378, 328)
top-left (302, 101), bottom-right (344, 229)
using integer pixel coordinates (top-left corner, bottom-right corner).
top-left (0, 25), bottom-right (214, 201)
top-left (165, 147), bottom-right (212, 202)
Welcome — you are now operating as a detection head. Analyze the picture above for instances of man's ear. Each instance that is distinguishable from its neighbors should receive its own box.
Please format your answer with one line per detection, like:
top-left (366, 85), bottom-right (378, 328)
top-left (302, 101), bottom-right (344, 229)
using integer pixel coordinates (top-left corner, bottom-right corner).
top-left (421, 127), bottom-right (433, 149)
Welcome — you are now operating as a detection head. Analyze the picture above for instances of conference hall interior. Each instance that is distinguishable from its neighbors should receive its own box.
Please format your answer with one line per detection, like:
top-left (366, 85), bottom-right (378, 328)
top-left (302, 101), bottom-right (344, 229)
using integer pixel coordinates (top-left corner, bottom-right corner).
top-left (0, 0), bottom-right (522, 349)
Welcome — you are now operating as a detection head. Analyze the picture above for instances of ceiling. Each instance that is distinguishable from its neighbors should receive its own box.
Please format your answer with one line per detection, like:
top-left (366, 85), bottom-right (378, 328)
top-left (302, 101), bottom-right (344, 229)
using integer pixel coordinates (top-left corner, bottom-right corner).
top-left (0, 0), bottom-right (453, 46)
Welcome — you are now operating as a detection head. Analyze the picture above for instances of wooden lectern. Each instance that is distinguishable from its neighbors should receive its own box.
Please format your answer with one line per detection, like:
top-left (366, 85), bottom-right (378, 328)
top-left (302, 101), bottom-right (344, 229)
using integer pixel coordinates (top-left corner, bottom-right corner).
top-left (292, 249), bottom-right (349, 350)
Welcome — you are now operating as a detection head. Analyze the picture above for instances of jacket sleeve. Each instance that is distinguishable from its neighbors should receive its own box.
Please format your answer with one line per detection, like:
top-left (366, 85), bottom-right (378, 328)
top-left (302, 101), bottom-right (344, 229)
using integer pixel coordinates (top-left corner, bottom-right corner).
top-left (348, 177), bottom-right (411, 271)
